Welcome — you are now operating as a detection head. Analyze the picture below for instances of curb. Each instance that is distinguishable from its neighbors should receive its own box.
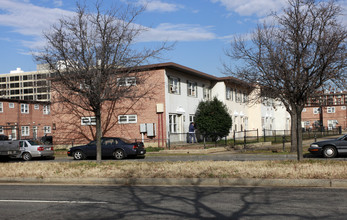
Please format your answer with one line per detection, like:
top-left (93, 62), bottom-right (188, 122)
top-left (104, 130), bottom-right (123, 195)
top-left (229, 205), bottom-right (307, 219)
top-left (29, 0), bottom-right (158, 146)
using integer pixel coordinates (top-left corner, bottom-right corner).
top-left (1, 177), bottom-right (347, 188)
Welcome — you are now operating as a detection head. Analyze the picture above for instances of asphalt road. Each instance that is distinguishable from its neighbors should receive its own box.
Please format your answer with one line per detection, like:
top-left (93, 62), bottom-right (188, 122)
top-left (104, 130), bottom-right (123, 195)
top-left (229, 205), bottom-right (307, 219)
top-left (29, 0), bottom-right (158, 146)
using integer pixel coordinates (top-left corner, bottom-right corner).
top-left (0, 184), bottom-right (346, 219)
top-left (11, 152), bottom-right (347, 163)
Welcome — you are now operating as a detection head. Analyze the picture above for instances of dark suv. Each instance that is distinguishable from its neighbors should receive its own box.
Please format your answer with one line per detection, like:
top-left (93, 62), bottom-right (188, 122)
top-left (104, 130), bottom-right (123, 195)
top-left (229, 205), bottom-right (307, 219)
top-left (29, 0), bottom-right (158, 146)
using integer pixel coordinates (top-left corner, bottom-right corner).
top-left (67, 137), bottom-right (146, 160)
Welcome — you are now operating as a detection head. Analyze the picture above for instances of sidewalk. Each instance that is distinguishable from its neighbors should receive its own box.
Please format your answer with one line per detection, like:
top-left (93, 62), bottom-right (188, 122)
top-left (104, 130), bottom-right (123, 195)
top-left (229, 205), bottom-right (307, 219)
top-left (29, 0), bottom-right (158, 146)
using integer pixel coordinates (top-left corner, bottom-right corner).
top-left (2, 176), bottom-right (347, 188)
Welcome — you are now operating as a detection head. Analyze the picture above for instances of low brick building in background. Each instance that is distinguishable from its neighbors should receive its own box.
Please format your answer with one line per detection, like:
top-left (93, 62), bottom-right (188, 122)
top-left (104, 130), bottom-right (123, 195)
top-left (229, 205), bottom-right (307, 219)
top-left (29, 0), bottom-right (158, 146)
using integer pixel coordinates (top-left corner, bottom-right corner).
top-left (302, 91), bottom-right (347, 130)
top-left (0, 98), bottom-right (52, 140)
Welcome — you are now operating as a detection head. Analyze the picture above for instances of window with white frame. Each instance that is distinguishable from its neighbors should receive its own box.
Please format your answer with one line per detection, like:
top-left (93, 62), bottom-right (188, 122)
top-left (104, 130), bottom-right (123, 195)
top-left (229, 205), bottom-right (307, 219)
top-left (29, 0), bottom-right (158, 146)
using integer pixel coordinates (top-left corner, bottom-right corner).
top-left (117, 77), bottom-right (136, 86)
top-left (81, 117), bottom-right (96, 126)
top-left (0, 102), bottom-right (3, 112)
top-left (187, 81), bottom-right (197, 97)
top-left (168, 77), bottom-right (180, 94)
top-left (313, 107), bottom-right (320, 114)
top-left (43, 105), bottom-right (50, 114)
top-left (21, 126), bottom-right (30, 136)
top-left (0, 126), bottom-right (3, 134)
top-left (342, 106), bottom-right (346, 110)
top-left (118, 115), bottom-right (137, 124)
top-left (43, 126), bottom-right (51, 134)
top-left (327, 107), bottom-right (335, 113)
top-left (21, 104), bottom-right (29, 113)
top-left (202, 85), bottom-right (211, 100)
top-left (226, 87), bottom-right (231, 100)
top-left (169, 114), bottom-right (178, 133)
top-left (189, 114), bottom-right (195, 123)
top-left (34, 104), bottom-right (39, 110)
top-left (302, 108), bottom-right (306, 112)
top-left (9, 103), bottom-right (14, 109)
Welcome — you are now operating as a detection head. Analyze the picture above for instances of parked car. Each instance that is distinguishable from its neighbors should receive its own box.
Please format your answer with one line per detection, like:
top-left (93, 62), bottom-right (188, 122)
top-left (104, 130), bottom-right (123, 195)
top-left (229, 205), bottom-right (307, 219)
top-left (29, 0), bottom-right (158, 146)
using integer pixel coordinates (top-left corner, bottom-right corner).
top-left (67, 137), bottom-right (146, 160)
top-left (308, 134), bottom-right (347, 158)
top-left (12, 140), bottom-right (55, 161)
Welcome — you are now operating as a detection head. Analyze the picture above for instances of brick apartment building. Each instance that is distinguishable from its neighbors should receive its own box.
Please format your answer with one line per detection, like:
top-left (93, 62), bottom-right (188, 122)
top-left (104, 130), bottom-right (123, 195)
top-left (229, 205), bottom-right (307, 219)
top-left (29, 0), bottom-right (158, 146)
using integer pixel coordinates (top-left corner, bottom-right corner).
top-left (0, 98), bottom-right (52, 140)
top-left (0, 62), bottom-right (291, 146)
top-left (302, 91), bottom-right (347, 130)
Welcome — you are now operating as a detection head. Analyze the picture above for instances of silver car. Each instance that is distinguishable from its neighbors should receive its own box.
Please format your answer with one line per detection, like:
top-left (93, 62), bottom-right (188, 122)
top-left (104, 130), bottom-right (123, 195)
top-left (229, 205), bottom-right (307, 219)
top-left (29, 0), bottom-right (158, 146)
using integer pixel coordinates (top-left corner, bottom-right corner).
top-left (16, 140), bottom-right (54, 161)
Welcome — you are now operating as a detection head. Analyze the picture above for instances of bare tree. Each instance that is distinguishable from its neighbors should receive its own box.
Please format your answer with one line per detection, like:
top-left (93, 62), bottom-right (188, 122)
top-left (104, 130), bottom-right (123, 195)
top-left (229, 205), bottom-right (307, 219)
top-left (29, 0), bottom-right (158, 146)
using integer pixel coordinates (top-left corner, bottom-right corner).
top-left (34, 2), bottom-right (171, 162)
top-left (224, 0), bottom-right (346, 160)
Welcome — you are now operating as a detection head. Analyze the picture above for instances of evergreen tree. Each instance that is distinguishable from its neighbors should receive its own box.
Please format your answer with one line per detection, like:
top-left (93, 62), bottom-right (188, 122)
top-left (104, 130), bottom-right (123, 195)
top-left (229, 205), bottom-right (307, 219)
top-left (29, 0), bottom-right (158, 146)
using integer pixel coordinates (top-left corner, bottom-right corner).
top-left (195, 97), bottom-right (232, 141)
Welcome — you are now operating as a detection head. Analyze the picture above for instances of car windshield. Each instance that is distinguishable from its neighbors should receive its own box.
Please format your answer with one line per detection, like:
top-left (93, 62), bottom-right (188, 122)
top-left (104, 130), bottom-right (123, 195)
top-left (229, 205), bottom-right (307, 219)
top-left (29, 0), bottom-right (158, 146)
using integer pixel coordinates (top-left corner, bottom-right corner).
top-left (27, 140), bottom-right (42, 145)
top-left (337, 135), bottom-right (347, 140)
top-left (119, 138), bottom-right (133, 144)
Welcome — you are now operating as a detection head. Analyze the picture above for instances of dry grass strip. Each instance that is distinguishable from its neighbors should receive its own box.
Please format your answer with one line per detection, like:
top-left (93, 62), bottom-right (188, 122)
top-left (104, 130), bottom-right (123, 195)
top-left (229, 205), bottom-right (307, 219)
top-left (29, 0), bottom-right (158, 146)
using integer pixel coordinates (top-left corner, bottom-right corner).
top-left (1, 160), bottom-right (347, 179)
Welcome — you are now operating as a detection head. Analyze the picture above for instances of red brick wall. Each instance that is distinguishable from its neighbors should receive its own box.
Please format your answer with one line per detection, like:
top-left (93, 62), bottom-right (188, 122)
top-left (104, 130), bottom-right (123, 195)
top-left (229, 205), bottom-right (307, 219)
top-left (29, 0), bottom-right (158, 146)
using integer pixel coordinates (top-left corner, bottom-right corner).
top-left (0, 100), bottom-right (53, 139)
top-left (302, 105), bottom-right (347, 130)
top-left (51, 69), bottom-right (166, 146)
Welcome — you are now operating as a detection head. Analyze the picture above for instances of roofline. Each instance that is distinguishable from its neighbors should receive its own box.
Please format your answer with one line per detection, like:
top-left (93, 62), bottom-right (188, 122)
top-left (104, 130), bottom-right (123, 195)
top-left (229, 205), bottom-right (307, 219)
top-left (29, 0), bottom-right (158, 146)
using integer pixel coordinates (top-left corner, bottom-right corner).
top-left (0, 98), bottom-right (50, 105)
top-left (134, 62), bottom-right (220, 81)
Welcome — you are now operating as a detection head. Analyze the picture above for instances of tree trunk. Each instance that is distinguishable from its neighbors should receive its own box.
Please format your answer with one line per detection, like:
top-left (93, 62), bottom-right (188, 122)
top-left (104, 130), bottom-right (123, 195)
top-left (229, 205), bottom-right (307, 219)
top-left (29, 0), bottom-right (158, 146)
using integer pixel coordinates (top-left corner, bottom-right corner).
top-left (295, 109), bottom-right (303, 161)
top-left (96, 107), bottom-right (102, 162)
top-left (290, 112), bottom-right (296, 153)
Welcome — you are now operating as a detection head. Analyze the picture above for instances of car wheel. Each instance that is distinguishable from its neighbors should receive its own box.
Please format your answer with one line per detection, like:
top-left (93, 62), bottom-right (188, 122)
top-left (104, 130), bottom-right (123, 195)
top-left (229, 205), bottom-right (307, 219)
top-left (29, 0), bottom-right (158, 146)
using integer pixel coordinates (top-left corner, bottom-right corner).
top-left (73, 150), bottom-right (86, 160)
top-left (323, 146), bottom-right (337, 158)
top-left (113, 149), bottom-right (125, 160)
top-left (22, 152), bottom-right (32, 161)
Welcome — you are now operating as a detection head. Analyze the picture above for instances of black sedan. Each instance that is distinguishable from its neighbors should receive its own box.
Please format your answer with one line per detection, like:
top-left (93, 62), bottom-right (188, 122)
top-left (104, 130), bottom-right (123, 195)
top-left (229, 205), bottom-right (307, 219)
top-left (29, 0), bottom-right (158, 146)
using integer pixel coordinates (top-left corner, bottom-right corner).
top-left (67, 137), bottom-right (146, 160)
top-left (308, 134), bottom-right (347, 158)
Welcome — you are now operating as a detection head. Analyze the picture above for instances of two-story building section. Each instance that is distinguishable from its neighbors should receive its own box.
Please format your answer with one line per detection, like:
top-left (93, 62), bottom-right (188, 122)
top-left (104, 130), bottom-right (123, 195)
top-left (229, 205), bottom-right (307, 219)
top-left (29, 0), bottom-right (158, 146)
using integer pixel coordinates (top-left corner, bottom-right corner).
top-left (302, 91), bottom-right (347, 130)
top-left (0, 98), bottom-right (52, 140)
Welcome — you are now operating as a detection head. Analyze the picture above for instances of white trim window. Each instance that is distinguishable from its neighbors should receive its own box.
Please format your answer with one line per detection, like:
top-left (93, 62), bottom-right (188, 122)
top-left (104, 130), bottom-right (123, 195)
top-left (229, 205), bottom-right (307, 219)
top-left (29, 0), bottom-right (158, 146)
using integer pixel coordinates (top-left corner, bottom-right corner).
top-left (342, 106), bottom-right (346, 110)
top-left (313, 107), bottom-right (320, 114)
top-left (168, 77), bottom-right (180, 94)
top-left (302, 108), bottom-right (306, 112)
top-left (34, 104), bottom-right (39, 110)
top-left (117, 77), bottom-right (136, 86)
top-left (43, 105), bottom-right (50, 115)
top-left (0, 102), bottom-right (3, 112)
top-left (187, 81), bottom-right (197, 97)
top-left (21, 126), bottom-right (30, 136)
top-left (0, 126), bottom-right (3, 134)
top-left (9, 103), bottom-right (14, 109)
top-left (81, 117), bottom-right (96, 126)
top-left (202, 85), bottom-right (211, 100)
top-left (118, 115), bottom-right (137, 124)
top-left (226, 87), bottom-right (231, 100)
top-left (169, 114), bottom-right (178, 133)
top-left (21, 104), bottom-right (29, 114)
top-left (43, 126), bottom-right (51, 134)
top-left (327, 107), bottom-right (335, 113)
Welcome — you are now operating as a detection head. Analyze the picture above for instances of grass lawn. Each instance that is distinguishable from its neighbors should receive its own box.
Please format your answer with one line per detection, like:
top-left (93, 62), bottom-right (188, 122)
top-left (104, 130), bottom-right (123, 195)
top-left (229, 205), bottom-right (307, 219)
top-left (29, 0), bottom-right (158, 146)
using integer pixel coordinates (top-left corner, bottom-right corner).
top-left (1, 160), bottom-right (347, 179)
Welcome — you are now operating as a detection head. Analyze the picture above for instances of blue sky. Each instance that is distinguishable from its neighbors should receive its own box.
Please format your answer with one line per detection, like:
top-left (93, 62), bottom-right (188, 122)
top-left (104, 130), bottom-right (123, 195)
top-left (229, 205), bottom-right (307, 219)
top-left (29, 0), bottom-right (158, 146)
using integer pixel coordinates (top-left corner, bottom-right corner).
top-left (0, 0), bottom-right (346, 76)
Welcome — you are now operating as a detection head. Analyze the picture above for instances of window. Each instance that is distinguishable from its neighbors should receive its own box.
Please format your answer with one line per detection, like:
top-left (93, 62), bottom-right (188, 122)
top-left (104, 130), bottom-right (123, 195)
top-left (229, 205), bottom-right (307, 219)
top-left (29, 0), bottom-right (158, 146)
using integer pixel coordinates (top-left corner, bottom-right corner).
top-left (43, 126), bottom-right (51, 134)
top-left (21, 104), bottom-right (29, 113)
top-left (34, 104), bottom-right (39, 110)
top-left (168, 77), bottom-right (180, 94)
top-left (327, 107), bottom-right (335, 113)
top-left (313, 108), bottom-right (320, 114)
top-left (9, 103), bottom-right (14, 108)
top-left (187, 81), bottom-right (197, 97)
top-left (169, 114), bottom-right (178, 133)
top-left (0, 126), bottom-right (3, 134)
top-left (118, 115), bottom-right (137, 124)
top-left (302, 108), bottom-right (306, 112)
top-left (0, 102), bottom-right (3, 112)
top-left (189, 115), bottom-right (195, 123)
top-left (202, 85), bottom-right (210, 100)
top-left (81, 117), bottom-right (96, 126)
top-left (342, 106), bottom-right (346, 110)
top-left (21, 126), bottom-right (30, 136)
top-left (117, 77), bottom-right (136, 86)
top-left (43, 105), bottom-right (50, 114)
top-left (226, 87), bottom-right (231, 100)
